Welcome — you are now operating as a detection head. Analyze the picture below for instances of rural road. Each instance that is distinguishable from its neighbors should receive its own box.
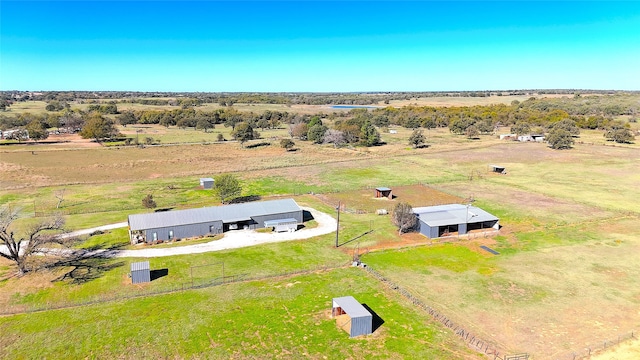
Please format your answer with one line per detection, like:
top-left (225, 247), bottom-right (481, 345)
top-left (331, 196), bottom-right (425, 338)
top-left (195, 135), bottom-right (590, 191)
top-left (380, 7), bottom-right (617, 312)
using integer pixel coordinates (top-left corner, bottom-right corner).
top-left (1, 207), bottom-right (337, 259)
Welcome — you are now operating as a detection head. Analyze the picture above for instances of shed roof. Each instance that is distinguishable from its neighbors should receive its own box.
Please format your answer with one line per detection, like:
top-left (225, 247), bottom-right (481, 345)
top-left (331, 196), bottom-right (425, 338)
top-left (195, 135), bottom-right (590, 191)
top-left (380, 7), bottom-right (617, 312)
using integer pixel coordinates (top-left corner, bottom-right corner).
top-left (376, 187), bottom-right (392, 192)
top-left (131, 261), bottom-right (150, 272)
top-left (200, 177), bottom-right (214, 182)
top-left (128, 199), bottom-right (301, 231)
top-left (333, 296), bottom-right (372, 318)
top-left (413, 204), bottom-right (498, 227)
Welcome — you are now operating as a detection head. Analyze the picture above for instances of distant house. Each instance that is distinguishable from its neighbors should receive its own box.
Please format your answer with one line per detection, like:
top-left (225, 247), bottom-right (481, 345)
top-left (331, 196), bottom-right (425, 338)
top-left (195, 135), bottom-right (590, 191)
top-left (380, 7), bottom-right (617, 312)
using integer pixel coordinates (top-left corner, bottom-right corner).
top-left (413, 204), bottom-right (499, 238)
top-left (499, 134), bottom-right (516, 140)
top-left (200, 177), bottom-right (214, 189)
top-left (332, 296), bottom-right (373, 337)
top-left (375, 187), bottom-right (393, 199)
top-left (128, 199), bottom-right (303, 244)
top-left (517, 135), bottom-right (533, 142)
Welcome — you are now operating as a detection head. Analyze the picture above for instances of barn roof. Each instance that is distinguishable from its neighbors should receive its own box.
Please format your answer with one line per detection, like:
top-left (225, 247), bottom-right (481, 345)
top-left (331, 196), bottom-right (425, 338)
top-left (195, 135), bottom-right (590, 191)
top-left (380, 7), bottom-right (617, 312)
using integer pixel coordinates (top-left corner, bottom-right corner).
top-left (413, 204), bottom-right (498, 227)
top-left (333, 296), bottom-right (372, 318)
top-left (376, 187), bottom-right (392, 192)
top-left (128, 199), bottom-right (301, 231)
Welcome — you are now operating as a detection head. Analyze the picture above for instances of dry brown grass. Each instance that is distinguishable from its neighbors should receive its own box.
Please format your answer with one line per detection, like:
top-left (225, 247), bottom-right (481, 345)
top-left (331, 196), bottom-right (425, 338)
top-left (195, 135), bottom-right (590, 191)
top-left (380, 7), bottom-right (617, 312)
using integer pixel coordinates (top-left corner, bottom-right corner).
top-left (317, 184), bottom-right (463, 214)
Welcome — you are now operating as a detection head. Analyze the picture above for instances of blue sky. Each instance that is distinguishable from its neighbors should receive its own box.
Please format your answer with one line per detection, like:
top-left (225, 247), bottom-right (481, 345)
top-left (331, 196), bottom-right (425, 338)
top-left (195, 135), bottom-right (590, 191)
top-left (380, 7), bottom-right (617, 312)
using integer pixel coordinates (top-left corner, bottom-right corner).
top-left (2, 1), bottom-right (639, 91)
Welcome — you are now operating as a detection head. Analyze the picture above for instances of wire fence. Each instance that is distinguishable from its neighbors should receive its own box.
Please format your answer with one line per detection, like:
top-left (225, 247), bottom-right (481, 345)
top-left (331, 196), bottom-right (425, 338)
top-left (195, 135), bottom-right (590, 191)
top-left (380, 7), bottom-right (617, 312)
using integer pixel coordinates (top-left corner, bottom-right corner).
top-left (362, 265), bottom-right (519, 360)
top-left (560, 330), bottom-right (636, 360)
top-left (0, 262), bottom-right (348, 316)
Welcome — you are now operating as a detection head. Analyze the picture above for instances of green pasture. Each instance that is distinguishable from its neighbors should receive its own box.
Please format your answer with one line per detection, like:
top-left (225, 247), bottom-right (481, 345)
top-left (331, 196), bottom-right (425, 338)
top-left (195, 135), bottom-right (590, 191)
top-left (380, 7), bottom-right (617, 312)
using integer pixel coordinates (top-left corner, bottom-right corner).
top-left (0, 268), bottom-right (476, 359)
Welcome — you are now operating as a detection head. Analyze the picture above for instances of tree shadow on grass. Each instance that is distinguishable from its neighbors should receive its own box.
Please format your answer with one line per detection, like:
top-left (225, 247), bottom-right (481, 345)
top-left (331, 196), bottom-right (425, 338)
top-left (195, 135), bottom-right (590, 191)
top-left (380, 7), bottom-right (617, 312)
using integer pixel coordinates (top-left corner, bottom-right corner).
top-left (361, 303), bottom-right (385, 333)
top-left (47, 244), bottom-right (126, 285)
top-left (50, 256), bottom-right (125, 285)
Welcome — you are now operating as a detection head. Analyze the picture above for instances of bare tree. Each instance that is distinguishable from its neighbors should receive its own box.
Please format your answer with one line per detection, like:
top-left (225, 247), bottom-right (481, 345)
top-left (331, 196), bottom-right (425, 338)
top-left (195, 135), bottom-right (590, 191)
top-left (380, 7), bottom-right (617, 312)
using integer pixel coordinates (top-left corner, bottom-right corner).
top-left (323, 129), bottom-right (346, 148)
top-left (392, 202), bottom-right (417, 235)
top-left (54, 188), bottom-right (66, 209)
top-left (0, 207), bottom-right (68, 275)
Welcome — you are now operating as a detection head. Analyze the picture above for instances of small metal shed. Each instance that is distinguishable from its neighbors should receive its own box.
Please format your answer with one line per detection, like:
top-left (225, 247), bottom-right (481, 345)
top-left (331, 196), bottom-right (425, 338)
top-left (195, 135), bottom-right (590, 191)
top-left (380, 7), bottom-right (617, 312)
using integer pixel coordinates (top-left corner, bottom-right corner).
top-left (490, 165), bottom-right (506, 174)
top-left (200, 177), bottom-right (214, 189)
top-left (131, 261), bottom-right (151, 284)
top-left (375, 187), bottom-right (392, 199)
top-left (332, 296), bottom-right (373, 337)
top-left (264, 218), bottom-right (298, 232)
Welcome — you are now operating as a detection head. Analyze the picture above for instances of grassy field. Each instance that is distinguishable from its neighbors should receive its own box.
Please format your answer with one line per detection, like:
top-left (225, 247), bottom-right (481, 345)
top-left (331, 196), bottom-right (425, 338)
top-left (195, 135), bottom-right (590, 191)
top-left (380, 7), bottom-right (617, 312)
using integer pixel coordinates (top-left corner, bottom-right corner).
top-left (0, 268), bottom-right (478, 359)
top-left (1, 117), bottom-right (639, 358)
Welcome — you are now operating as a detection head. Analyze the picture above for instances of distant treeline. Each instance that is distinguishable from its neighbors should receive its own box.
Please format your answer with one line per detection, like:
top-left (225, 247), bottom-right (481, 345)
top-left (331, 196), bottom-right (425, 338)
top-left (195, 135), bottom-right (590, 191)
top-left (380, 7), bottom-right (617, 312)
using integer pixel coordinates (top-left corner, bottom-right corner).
top-left (1, 94), bottom-right (637, 145)
top-left (2, 89), bottom-right (639, 107)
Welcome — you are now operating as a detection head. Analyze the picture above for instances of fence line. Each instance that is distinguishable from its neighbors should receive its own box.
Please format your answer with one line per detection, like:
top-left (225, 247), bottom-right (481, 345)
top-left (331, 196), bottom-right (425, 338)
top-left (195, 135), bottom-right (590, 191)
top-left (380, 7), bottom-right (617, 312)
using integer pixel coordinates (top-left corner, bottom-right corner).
top-left (362, 265), bottom-right (516, 360)
top-left (0, 261), bottom-right (348, 316)
top-left (561, 330), bottom-right (636, 360)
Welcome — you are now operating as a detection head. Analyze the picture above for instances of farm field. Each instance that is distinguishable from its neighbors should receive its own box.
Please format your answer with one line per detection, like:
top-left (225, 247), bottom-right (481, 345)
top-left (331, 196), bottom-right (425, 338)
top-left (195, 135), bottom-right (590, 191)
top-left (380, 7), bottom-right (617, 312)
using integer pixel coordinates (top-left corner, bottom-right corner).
top-left (1, 115), bottom-right (639, 359)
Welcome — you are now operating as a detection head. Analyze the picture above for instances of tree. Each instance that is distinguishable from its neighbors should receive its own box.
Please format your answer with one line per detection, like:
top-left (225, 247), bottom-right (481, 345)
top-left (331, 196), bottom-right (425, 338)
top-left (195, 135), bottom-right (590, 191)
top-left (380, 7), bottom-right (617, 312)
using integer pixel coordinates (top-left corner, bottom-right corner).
top-left (307, 124), bottom-right (328, 144)
top-left (280, 138), bottom-right (295, 151)
top-left (231, 122), bottom-right (259, 147)
top-left (408, 129), bottom-right (426, 148)
top-left (196, 118), bottom-right (213, 132)
top-left (551, 119), bottom-right (580, 137)
top-left (547, 128), bottom-right (574, 150)
top-left (605, 128), bottom-right (635, 144)
top-left (323, 129), bottom-right (346, 148)
top-left (0, 207), bottom-right (67, 275)
top-left (142, 194), bottom-right (157, 209)
top-left (213, 174), bottom-right (242, 204)
top-left (359, 119), bottom-right (380, 146)
top-left (511, 121), bottom-right (531, 135)
top-left (465, 125), bottom-right (480, 139)
top-left (80, 114), bottom-right (119, 142)
top-left (217, 133), bottom-right (225, 142)
top-left (116, 111), bottom-right (137, 127)
top-left (289, 122), bottom-right (309, 140)
top-left (25, 120), bottom-right (49, 142)
top-left (392, 202), bottom-right (417, 235)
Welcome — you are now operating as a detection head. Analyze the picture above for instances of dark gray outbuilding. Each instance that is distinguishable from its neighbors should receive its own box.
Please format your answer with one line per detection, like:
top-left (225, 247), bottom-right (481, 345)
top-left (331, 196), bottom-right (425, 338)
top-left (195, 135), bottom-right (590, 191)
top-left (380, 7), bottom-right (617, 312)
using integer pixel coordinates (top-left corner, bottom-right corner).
top-left (413, 204), bottom-right (499, 238)
top-left (332, 296), bottom-right (373, 337)
top-left (131, 261), bottom-right (151, 284)
top-left (128, 199), bottom-right (303, 243)
top-left (200, 178), bottom-right (214, 189)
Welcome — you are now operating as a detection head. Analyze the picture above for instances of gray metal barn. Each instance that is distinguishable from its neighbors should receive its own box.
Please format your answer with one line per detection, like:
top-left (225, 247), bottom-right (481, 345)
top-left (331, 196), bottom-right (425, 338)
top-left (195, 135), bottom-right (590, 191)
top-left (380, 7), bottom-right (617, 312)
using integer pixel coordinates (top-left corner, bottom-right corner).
top-left (332, 296), bottom-right (373, 337)
top-left (413, 204), bottom-right (499, 238)
top-left (128, 199), bottom-right (303, 243)
top-left (200, 178), bottom-right (214, 189)
top-left (131, 261), bottom-right (151, 284)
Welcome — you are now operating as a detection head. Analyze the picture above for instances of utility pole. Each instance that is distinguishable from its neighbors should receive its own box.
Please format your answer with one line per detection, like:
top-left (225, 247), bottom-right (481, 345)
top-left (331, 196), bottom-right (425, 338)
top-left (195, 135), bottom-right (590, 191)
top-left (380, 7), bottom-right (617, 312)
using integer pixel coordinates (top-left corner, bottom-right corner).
top-left (335, 201), bottom-right (340, 248)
